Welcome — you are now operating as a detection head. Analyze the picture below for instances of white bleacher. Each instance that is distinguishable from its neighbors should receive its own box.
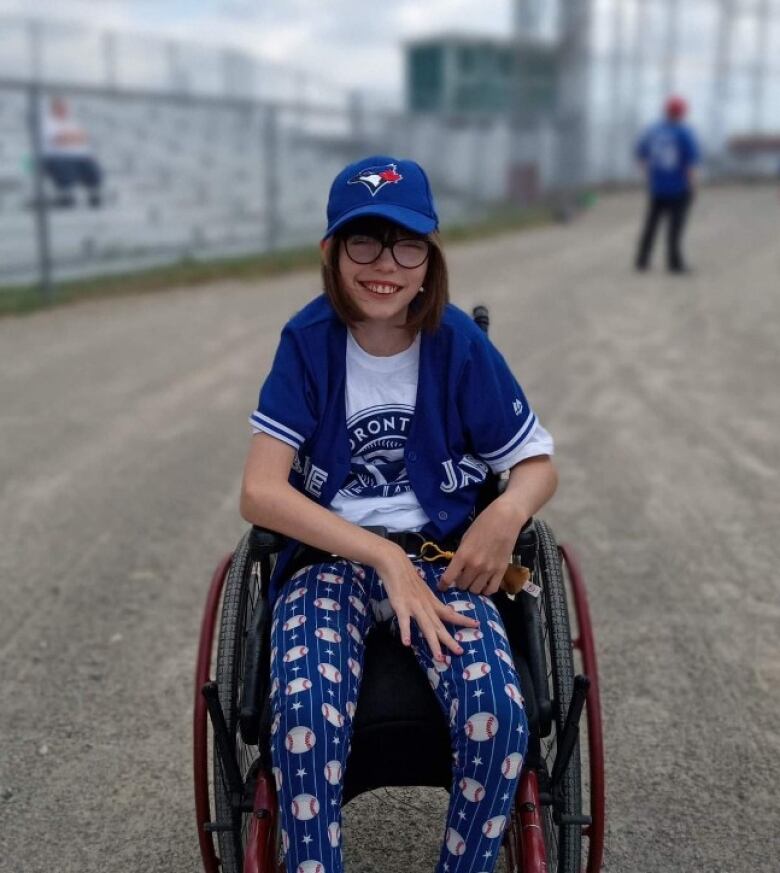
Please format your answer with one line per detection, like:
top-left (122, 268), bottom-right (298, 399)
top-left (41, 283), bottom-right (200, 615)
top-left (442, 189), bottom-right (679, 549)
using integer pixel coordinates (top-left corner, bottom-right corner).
top-left (0, 91), bottom-right (291, 282)
top-left (0, 82), bottom-right (511, 285)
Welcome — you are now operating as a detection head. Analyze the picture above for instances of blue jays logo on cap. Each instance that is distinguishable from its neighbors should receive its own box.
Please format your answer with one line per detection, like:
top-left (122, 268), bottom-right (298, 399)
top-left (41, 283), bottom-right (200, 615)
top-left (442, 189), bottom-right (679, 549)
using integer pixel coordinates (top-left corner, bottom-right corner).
top-left (324, 154), bottom-right (439, 239)
top-left (348, 163), bottom-right (403, 197)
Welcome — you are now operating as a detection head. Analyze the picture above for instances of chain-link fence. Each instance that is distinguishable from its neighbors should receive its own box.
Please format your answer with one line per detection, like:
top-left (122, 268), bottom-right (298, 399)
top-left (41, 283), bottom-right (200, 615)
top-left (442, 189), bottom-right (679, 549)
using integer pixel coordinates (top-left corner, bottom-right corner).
top-left (0, 79), bottom-right (551, 294)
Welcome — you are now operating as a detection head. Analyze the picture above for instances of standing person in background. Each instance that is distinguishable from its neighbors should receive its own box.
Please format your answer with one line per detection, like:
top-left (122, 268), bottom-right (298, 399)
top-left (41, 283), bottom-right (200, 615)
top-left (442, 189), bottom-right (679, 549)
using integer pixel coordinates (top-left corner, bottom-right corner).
top-left (634, 96), bottom-right (700, 274)
top-left (41, 96), bottom-right (103, 209)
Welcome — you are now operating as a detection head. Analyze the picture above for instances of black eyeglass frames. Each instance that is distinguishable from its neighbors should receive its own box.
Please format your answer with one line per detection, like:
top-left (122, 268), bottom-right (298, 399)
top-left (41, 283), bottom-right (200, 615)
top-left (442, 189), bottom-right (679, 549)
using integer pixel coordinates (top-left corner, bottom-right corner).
top-left (343, 234), bottom-right (431, 269)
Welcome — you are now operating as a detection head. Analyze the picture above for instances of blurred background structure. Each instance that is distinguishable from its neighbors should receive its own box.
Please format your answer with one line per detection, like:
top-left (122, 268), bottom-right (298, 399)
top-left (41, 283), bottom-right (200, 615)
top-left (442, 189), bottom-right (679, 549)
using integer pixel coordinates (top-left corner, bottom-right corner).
top-left (0, 0), bottom-right (779, 293)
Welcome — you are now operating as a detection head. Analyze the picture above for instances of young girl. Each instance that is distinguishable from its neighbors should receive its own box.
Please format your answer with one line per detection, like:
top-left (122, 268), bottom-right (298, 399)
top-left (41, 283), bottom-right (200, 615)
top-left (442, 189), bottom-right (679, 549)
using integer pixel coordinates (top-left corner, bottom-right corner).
top-left (240, 155), bottom-right (557, 873)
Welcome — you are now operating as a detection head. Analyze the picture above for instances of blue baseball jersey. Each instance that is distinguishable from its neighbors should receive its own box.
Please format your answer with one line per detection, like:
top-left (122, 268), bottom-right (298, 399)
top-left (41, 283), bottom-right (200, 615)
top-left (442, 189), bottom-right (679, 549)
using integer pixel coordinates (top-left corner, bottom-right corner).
top-left (636, 120), bottom-right (700, 197)
top-left (252, 295), bottom-right (547, 605)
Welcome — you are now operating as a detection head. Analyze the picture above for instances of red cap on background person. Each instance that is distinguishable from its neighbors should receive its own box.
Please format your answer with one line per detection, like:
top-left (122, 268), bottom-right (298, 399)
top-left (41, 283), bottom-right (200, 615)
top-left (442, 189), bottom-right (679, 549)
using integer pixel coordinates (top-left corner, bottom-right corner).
top-left (665, 96), bottom-right (688, 121)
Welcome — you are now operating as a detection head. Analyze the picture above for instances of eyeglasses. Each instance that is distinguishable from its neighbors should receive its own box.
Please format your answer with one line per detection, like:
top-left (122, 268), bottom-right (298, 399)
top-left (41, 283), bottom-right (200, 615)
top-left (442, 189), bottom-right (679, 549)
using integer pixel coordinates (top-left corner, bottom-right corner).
top-left (344, 234), bottom-right (431, 269)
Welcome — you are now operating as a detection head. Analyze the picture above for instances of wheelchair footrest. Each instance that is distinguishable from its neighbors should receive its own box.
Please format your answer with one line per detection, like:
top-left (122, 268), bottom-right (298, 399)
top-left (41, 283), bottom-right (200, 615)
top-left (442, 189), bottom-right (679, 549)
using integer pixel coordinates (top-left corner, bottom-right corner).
top-left (558, 813), bottom-right (592, 827)
top-left (204, 821), bottom-right (235, 833)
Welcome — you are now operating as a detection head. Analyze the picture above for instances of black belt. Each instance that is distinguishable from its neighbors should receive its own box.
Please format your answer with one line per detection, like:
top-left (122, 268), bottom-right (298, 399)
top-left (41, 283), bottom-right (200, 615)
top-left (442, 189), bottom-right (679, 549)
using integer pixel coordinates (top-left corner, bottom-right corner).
top-left (386, 530), bottom-right (430, 555)
top-left (288, 528), bottom-right (461, 577)
top-left (370, 527), bottom-right (461, 554)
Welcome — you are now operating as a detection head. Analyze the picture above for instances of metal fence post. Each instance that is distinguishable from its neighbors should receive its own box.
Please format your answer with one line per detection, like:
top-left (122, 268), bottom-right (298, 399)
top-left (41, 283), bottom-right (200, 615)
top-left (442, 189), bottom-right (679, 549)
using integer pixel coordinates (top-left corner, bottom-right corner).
top-left (555, 0), bottom-right (592, 199)
top-left (348, 89), bottom-right (364, 142)
top-left (27, 83), bottom-right (54, 302)
top-left (263, 103), bottom-right (279, 252)
top-left (103, 30), bottom-right (117, 91)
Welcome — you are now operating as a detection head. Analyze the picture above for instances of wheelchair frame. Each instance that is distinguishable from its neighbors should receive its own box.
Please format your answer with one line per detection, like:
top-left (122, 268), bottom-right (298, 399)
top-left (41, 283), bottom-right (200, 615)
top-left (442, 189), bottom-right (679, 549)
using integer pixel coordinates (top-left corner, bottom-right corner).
top-left (193, 520), bottom-right (604, 873)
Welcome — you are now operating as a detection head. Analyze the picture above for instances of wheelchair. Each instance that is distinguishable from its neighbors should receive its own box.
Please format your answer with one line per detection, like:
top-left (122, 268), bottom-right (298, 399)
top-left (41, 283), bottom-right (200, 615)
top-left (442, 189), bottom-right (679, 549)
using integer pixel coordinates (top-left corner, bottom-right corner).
top-left (193, 311), bottom-right (605, 873)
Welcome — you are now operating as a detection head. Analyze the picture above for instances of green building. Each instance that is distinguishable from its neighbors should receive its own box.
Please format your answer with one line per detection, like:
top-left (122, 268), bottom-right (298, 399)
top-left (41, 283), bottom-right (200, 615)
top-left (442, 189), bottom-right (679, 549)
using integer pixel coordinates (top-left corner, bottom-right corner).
top-left (405, 35), bottom-right (556, 117)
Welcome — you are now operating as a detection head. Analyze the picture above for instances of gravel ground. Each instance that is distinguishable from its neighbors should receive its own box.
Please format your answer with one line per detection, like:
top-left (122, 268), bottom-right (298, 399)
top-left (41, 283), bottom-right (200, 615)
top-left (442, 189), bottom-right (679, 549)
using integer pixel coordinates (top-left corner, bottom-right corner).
top-left (1, 185), bottom-right (778, 872)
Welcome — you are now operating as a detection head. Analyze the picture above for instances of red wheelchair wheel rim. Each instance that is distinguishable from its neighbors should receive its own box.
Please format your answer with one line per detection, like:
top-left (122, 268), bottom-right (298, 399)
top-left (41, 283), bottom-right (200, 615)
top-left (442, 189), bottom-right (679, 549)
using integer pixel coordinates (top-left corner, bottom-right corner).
top-left (193, 553), bottom-right (233, 873)
top-left (560, 543), bottom-right (605, 873)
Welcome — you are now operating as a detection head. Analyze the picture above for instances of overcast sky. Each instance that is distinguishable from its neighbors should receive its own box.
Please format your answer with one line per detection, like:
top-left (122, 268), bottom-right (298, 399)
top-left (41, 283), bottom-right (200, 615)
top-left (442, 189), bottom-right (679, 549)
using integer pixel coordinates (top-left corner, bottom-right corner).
top-left (0, 0), bottom-right (514, 99)
top-left (2, 0), bottom-right (776, 128)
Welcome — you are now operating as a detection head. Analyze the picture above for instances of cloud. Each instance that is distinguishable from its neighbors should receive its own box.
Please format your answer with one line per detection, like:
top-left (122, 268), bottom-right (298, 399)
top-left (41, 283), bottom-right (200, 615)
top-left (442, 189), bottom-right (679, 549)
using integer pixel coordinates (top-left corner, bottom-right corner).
top-left (0, 0), bottom-right (145, 29)
top-left (0, 0), bottom-right (513, 96)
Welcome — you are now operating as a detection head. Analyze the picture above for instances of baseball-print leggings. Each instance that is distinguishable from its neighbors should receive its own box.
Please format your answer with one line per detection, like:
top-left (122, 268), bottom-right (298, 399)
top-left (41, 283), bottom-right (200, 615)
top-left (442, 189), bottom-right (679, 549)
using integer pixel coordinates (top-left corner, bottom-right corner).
top-left (269, 559), bottom-right (528, 873)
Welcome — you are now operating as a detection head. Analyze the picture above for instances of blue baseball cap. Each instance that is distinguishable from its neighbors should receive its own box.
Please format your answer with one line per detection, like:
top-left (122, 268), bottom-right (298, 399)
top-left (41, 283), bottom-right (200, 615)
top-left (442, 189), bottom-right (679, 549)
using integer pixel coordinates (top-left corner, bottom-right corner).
top-left (323, 155), bottom-right (439, 239)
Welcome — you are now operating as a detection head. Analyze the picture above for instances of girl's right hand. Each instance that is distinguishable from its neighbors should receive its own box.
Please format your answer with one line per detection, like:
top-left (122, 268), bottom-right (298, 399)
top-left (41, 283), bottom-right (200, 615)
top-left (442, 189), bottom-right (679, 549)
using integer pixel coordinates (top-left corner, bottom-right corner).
top-left (374, 543), bottom-right (481, 662)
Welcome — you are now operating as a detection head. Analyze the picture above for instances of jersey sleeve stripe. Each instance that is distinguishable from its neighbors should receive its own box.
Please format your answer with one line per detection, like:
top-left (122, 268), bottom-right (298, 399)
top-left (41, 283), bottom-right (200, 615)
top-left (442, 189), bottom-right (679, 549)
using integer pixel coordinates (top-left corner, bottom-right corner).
top-left (478, 413), bottom-right (537, 462)
top-left (248, 417), bottom-right (300, 450)
top-left (488, 421), bottom-right (554, 473)
top-left (249, 411), bottom-right (304, 447)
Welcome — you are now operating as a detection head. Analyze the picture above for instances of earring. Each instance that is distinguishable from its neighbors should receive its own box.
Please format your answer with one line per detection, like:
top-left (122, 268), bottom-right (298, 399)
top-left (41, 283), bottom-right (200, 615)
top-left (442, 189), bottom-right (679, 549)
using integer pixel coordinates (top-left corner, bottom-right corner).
top-left (418, 286), bottom-right (425, 293)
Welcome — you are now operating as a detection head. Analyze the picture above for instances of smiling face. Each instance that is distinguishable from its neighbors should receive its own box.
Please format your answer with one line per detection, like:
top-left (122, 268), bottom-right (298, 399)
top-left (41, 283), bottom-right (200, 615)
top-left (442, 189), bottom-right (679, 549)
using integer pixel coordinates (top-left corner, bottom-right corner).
top-left (335, 219), bottom-right (429, 328)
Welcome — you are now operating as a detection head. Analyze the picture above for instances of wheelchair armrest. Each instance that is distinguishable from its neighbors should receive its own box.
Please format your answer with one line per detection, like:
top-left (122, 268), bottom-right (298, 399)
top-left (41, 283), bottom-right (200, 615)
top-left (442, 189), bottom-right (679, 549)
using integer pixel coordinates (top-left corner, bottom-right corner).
top-left (506, 518), bottom-right (554, 735)
top-left (249, 525), bottom-right (288, 557)
top-left (238, 527), bottom-right (283, 744)
top-left (516, 590), bottom-right (553, 736)
top-left (513, 517), bottom-right (537, 569)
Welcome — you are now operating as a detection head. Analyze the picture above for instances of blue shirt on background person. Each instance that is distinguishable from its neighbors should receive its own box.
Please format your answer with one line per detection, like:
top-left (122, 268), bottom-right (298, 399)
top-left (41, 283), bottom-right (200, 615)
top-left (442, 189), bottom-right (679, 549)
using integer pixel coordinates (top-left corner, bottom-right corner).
top-left (636, 98), bottom-right (700, 198)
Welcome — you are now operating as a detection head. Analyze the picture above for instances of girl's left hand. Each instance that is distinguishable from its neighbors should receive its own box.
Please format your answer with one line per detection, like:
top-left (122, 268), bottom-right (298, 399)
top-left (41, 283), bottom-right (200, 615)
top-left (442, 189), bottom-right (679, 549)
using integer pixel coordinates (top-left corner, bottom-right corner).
top-left (437, 498), bottom-right (525, 596)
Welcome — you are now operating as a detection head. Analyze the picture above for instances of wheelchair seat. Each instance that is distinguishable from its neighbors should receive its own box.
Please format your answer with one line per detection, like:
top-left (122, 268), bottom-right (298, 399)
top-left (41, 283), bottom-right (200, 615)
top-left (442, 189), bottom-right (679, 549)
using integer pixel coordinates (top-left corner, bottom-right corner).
top-left (343, 622), bottom-right (541, 801)
top-left (335, 623), bottom-right (452, 803)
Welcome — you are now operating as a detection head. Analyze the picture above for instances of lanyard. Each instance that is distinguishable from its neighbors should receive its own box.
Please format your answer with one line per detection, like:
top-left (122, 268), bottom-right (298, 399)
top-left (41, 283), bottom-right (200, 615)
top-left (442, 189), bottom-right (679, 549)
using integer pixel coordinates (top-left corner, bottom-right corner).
top-left (418, 540), bottom-right (536, 596)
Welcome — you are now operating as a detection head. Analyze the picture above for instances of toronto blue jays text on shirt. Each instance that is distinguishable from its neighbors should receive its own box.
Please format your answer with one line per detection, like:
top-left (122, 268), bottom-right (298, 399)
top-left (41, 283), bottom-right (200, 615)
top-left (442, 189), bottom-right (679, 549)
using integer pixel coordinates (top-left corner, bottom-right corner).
top-left (339, 404), bottom-right (414, 499)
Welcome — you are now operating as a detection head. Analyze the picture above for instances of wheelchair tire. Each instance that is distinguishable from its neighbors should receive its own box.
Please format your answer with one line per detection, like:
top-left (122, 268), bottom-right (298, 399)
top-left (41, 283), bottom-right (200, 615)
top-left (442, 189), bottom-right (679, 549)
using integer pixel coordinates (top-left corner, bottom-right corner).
top-left (535, 519), bottom-right (583, 873)
top-left (212, 531), bottom-right (278, 873)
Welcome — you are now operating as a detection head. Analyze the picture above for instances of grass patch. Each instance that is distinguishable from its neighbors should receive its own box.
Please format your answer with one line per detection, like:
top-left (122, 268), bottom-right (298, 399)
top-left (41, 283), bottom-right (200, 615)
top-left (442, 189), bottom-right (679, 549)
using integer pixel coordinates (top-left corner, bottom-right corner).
top-left (0, 204), bottom-right (556, 317)
top-left (443, 204), bottom-right (554, 242)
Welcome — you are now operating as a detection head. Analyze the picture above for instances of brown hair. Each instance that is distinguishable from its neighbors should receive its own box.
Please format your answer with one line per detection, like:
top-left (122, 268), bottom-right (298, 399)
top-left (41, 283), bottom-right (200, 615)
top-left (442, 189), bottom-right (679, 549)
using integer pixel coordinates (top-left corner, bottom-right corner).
top-left (321, 227), bottom-right (449, 334)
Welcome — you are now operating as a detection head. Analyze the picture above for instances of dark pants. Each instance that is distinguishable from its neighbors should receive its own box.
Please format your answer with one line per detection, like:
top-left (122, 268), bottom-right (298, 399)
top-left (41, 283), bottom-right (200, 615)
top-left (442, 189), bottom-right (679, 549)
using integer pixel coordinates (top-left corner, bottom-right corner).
top-left (636, 191), bottom-right (693, 271)
top-left (42, 156), bottom-right (102, 206)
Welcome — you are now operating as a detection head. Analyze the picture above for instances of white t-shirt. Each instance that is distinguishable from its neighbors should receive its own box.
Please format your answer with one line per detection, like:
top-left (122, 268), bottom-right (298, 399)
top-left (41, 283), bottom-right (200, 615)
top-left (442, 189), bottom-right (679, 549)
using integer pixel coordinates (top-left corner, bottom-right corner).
top-left (329, 331), bottom-right (430, 531)
top-left (253, 328), bottom-right (554, 531)
top-left (42, 115), bottom-right (92, 158)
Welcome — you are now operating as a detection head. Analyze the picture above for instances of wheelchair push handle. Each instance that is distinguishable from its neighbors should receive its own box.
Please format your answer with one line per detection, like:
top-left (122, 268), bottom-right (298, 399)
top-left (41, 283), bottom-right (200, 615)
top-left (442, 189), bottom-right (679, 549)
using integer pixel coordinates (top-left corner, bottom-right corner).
top-left (472, 305), bottom-right (490, 334)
